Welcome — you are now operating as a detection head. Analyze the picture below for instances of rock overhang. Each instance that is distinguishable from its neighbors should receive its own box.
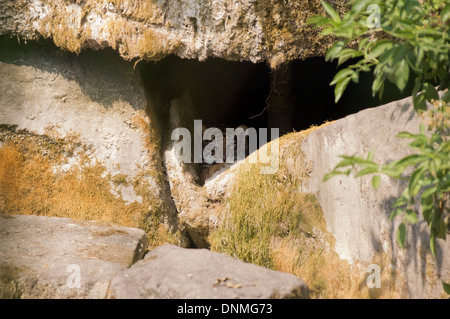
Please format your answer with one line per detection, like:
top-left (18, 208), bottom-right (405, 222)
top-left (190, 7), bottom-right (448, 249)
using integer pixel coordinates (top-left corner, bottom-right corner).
top-left (0, 0), bottom-right (348, 67)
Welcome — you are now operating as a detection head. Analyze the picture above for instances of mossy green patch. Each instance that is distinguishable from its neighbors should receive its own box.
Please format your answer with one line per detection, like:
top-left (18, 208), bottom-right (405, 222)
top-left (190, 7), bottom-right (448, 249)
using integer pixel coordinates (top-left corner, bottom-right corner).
top-left (0, 265), bottom-right (22, 299)
top-left (209, 127), bottom-right (328, 271)
top-left (209, 125), bottom-right (404, 298)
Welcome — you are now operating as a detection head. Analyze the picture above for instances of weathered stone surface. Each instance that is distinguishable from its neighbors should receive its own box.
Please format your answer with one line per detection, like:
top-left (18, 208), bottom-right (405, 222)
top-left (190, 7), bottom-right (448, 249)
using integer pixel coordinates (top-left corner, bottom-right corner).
top-left (163, 91), bottom-right (226, 248)
top-left (301, 96), bottom-right (450, 298)
top-left (107, 244), bottom-right (309, 299)
top-left (173, 95), bottom-right (449, 298)
top-left (0, 214), bottom-right (147, 299)
top-left (0, 39), bottom-right (178, 231)
top-left (0, 0), bottom-right (347, 66)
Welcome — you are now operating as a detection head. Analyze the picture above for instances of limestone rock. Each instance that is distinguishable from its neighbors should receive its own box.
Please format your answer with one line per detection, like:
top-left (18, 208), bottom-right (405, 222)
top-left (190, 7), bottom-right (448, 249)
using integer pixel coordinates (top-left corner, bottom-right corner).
top-left (0, 39), bottom-right (178, 232)
top-left (107, 244), bottom-right (309, 299)
top-left (0, 0), bottom-right (347, 65)
top-left (182, 95), bottom-right (449, 298)
top-left (163, 91), bottom-right (224, 248)
top-left (0, 214), bottom-right (147, 299)
top-left (301, 96), bottom-right (450, 298)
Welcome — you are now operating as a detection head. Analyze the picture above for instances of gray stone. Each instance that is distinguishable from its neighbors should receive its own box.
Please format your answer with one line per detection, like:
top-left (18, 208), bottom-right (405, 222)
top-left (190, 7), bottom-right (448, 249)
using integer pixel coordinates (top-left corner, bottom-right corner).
top-left (107, 244), bottom-right (309, 299)
top-left (301, 96), bottom-right (450, 298)
top-left (0, 0), bottom-right (347, 65)
top-left (0, 214), bottom-right (147, 299)
top-left (0, 40), bottom-right (178, 233)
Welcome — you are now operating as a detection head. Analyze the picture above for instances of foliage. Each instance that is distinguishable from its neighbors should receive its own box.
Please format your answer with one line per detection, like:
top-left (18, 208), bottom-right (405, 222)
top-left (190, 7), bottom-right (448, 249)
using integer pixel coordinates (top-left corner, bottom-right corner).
top-left (323, 102), bottom-right (449, 255)
top-left (309, 0), bottom-right (450, 291)
top-left (307, 0), bottom-right (450, 108)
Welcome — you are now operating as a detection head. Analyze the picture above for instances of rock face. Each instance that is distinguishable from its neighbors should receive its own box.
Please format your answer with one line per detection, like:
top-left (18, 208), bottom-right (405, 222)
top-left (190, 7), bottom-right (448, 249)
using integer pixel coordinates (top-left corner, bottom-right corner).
top-left (301, 96), bottom-right (450, 298)
top-left (107, 244), bottom-right (309, 299)
top-left (0, 214), bottom-right (147, 299)
top-left (0, 38), bottom-right (178, 233)
top-left (0, 0), bottom-right (347, 66)
top-left (302, 97), bottom-right (423, 264)
top-left (176, 95), bottom-right (449, 298)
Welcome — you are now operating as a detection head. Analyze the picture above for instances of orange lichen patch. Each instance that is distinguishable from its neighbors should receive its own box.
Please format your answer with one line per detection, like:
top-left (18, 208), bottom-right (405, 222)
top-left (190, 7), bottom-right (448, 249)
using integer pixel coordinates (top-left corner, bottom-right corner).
top-left (0, 125), bottom-right (176, 248)
top-left (29, 0), bottom-right (345, 63)
top-left (0, 135), bottom-right (139, 227)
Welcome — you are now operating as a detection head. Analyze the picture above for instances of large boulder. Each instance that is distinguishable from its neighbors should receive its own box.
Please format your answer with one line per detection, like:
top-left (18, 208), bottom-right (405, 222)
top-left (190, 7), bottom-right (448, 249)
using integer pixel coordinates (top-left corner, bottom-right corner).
top-left (107, 244), bottom-right (309, 299)
top-left (301, 96), bottom-right (450, 298)
top-left (183, 95), bottom-right (449, 298)
top-left (0, 214), bottom-right (147, 299)
top-left (0, 0), bottom-right (347, 66)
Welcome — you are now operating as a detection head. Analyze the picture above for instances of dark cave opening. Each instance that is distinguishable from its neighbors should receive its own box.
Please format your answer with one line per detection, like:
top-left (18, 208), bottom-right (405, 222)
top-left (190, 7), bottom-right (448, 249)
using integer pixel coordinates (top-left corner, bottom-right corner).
top-left (140, 55), bottom-right (271, 133)
top-left (140, 55), bottom-right (414, 139)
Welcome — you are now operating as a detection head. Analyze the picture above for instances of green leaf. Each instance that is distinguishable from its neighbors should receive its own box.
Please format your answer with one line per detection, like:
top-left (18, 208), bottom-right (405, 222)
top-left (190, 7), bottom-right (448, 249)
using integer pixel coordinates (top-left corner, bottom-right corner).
top-left (404, 209), bottom-right (418, 224)
top-left (443, 282), bottom-right (450, 295)
top-left (390, 208), bottom-right (403, 221)
top-left (325, 41), bottom-right (346, 61)
top-left (413, 92), bottom-right (427, 111)
top-left (334, 76), bottom-right (352, 103)
top-left (330, 68), bottom-right (355, 85)
top-left (334, 156), bottom-right (358, 168)
top-left (320, 27), bottom-right (334, 36)
top-left (430, 235), bottom-right (436, 256)
top-left (392, 154), bottom-right (427, 171)
top-left (368, 40), bottom-right (394, 60)
top-left (356, 167), bottom-right (378, 177)
top-left (442, 4), bottom-right (450, 23)
top-left (420, 188), bottom-right (436, 214)
top-left (358, 37), bottom-right (369, 52)
top-left (422, 207), bottom-right (432, 223)
top-left (333, 23), bottom-right (356, 38)
top-left (306, 15), bottom-right (330, 26)
top-left (380, 165), bottom-right (404, 178)
top-left (397, 222), bottom-right (406, 248)
top-left (408, 166), bottom-right (426, 197)
top-left (441, 91), bottom-right (450, 103)
top-left (336, 49), bottom-right (363, 66)
top-left (323, 169), bottom-right (349, 181)
top-left (392, 196), bottom-right (408, 208)
top-left (390, 59), bottom-right (410, 92)
top-left (372, 175), bottom-right (381, 190)
top-left (322, 1), bottom-right (341, 23)
top-left (422, 83), bottom-right (439, 102)
top-left (367, 149), bottom-right (375, 161)
top-left (437, 220), bottom-right (447, 240)
top-left (396, 131), bottom-right (419, 139)
top-left (351, 0), bottom-right (375, 15)
top-left (348, 157), bottom-right (379, 168)
top-left (372, 74), bottom-right (384, 96)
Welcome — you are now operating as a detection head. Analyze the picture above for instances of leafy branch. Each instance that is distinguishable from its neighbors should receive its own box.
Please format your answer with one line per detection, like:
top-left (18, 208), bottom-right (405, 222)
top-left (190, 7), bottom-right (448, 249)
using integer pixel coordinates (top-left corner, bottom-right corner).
top-left (323, 102), bottom-right (450, 254)
top-left (307, 0), bottom-right (450, 107)
top-left (309, 0), bottom-right (450, 294)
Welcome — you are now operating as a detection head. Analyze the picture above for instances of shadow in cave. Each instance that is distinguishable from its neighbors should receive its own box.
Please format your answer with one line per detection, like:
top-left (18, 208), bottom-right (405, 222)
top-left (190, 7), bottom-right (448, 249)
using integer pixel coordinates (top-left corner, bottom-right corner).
top-left (140, 55), bottom-right (415, 142)
top-left (139, 55), bottom-right (416, 186)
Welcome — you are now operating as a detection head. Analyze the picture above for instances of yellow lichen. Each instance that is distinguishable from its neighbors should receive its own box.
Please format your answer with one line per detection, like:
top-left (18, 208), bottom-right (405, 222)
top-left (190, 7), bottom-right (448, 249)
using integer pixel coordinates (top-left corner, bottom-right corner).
top-left (0, 123), bottom-right (175, 249)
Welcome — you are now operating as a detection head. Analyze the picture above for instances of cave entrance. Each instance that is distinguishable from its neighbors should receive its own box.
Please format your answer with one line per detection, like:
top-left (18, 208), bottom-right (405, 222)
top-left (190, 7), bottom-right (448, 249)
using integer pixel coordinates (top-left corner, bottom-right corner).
top-left (140, 55), bottom-right (412, 143)
top-left (140, 56), bottom-right (271, 135)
